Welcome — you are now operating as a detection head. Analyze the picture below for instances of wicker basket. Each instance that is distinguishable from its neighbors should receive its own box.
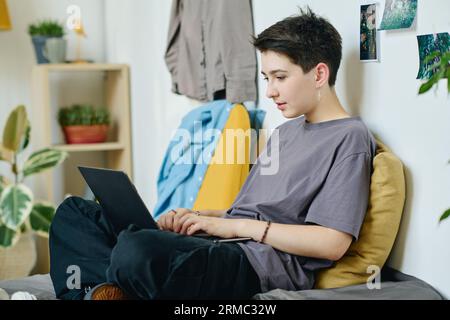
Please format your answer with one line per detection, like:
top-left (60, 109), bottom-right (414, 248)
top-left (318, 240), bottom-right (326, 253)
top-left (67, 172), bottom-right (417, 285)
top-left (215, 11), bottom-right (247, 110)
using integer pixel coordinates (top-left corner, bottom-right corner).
top-left (0, 232), bottom-right (37, 280)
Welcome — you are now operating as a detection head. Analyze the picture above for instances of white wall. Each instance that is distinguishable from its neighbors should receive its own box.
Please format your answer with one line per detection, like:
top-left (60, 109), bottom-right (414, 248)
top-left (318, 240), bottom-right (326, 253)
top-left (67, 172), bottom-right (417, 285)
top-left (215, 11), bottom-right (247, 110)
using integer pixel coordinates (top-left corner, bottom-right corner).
top-left (0, 0), bottom-right (106, 188)
top-left (0, 0), bottom-right (106, 121)
top-left (104, 0), bottom-right (201, 211)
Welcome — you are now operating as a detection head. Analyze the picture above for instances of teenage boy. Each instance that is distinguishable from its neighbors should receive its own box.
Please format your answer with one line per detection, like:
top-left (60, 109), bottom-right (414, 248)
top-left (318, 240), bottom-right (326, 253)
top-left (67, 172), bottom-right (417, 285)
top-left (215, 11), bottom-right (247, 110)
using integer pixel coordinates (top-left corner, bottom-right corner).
top-left (50, 8), bottom-right (376, 300)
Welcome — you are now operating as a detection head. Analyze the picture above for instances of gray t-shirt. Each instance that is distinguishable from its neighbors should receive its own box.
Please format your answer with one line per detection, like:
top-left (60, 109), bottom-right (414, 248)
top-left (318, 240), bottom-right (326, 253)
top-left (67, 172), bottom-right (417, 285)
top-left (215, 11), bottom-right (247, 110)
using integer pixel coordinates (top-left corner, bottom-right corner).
top-left (225, 116), bottom-right (377, 293)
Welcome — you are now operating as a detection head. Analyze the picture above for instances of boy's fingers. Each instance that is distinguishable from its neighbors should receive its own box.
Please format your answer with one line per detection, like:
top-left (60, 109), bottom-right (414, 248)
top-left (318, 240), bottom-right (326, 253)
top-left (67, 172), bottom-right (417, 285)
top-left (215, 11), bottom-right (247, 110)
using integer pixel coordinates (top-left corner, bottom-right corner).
top-left (161, 209), bottom-right (176, 231)
top-left (180, 217), bottom-right (195, 235)
top-left (159, 215), bottom-right (167, 230)
top-left (159, 210), bottom-right (176, 231)
top-left (187, 223), bottom-right (200, 236)
top-left (179, 213), bottom-right (198, 233)
top-left (174, 215), bottom-right (186, 232)
top-left (173, 210), bottom-right (193, 232)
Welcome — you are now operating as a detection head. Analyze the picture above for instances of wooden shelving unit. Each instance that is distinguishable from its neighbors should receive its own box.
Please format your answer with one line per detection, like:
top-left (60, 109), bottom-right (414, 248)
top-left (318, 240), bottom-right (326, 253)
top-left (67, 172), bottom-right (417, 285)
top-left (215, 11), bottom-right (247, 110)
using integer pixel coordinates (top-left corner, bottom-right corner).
top-left (52, 142), bottom-right (126, 152)
top-left (31, 63), bottom-right (133, 205)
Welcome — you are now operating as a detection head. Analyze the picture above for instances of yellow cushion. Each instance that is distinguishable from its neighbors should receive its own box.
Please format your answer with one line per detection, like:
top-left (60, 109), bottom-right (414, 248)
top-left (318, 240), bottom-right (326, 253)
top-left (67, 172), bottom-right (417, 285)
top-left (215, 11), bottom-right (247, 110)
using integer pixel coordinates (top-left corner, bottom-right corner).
top-left (193, 104), bottom-right (251, 211)
top-left (314, 140), bottom-right (406, 289)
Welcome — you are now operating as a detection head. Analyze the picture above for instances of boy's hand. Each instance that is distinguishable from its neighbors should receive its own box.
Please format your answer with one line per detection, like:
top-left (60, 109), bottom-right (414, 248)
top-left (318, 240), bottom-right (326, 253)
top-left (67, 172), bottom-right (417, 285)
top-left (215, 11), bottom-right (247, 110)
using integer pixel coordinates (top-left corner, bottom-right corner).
top-left (157, 208), bottom-right (196, 232)
top-left (178, 214), bottom-right (245, 239)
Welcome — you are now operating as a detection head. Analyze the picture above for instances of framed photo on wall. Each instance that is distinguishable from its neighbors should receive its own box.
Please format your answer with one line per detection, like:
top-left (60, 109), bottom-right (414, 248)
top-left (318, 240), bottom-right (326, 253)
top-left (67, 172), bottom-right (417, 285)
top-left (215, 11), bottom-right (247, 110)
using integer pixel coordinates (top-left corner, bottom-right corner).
top-left (360, 2), bottom-right (380, 62)
top-left (379, 0), bottom-right (418, 31)
top-left (416, 32), bottom-right (450, 80)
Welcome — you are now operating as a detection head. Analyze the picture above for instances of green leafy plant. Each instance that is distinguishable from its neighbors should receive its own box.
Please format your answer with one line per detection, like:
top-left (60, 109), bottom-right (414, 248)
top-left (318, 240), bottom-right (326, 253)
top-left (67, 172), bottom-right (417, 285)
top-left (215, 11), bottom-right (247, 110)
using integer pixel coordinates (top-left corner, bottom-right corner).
top-left (418, 51), bottom-right (450, 223)
top-left (418, 51), bottom-right (450, 95)
top-left (0, 105), bottom-right (68, 248)
top-left (58, 104), bottom-right (110, 127)
top-left (28, 19), bottom-right (65, 37)
top-left (440, 209), bottom-right (450, 224)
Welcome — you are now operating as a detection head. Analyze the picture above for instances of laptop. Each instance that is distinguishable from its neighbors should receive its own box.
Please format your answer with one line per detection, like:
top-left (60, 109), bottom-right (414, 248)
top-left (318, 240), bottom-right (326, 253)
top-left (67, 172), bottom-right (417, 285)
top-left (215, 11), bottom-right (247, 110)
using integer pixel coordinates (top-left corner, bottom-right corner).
top-left (78, 166), bottom-right (252, 243)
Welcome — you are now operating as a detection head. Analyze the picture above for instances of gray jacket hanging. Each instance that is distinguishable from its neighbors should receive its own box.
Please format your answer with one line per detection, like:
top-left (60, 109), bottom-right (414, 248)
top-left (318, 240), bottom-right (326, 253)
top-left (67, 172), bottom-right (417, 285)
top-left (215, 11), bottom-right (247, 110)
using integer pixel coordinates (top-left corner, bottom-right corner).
top-left (164, 0), bottom-right (258, 103)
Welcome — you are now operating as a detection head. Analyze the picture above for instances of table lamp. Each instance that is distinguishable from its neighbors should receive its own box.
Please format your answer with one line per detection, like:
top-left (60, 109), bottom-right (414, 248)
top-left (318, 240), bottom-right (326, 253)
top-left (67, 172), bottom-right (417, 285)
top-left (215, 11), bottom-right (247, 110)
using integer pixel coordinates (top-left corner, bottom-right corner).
top-left (73, 19), bottom-right (88, 63)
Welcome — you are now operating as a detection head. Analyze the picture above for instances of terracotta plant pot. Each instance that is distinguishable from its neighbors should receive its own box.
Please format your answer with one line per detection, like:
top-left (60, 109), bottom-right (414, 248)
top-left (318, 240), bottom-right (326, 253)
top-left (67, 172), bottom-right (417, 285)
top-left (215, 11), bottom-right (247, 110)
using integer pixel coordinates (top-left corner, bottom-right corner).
top-left (62, 124), bottom-right (109, 144)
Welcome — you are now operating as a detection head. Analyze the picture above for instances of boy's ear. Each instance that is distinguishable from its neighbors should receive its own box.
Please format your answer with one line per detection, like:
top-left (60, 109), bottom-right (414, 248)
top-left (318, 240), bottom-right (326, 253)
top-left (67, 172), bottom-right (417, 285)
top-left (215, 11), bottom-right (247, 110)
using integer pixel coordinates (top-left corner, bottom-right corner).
top-left (315, 63), bottom-right (330, 87)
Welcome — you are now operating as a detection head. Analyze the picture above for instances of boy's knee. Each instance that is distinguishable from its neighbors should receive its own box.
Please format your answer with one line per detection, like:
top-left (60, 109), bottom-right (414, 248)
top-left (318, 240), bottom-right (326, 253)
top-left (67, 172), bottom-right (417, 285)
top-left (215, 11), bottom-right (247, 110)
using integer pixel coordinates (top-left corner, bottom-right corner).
top-left (110, 228), bottom-right (148, 267)
top-left (61, 196), bottom-right (89, 210)
top-left (55, 196), bottom-right (84, 216)
top-left (51, 196), bottom-right (99, 235)
top-left (52, 197), bottom-right (80, 227)
top-left (108, 228), bottom-right (165, 276)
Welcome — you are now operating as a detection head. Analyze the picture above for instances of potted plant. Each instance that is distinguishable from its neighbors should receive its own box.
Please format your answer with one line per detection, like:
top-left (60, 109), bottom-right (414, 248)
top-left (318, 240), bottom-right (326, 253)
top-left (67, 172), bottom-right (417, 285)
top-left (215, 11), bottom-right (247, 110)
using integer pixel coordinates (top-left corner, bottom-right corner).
top-left (418, 50), bottom-right (450, 95)
top-left (28, 19), bottom-right (66, 64)
top-left (417, 50), bottom-right (450, 223)
top-left (58, 104), bottom-right (110, 144)
top-left (0, 105), bottom-right (68, 280)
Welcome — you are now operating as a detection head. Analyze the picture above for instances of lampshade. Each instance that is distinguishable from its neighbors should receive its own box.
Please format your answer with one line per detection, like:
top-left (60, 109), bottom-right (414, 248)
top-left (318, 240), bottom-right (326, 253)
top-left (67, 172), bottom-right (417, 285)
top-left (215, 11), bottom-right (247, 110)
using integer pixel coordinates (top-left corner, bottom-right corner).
top-left (0, 0), bottom-right (12, 30)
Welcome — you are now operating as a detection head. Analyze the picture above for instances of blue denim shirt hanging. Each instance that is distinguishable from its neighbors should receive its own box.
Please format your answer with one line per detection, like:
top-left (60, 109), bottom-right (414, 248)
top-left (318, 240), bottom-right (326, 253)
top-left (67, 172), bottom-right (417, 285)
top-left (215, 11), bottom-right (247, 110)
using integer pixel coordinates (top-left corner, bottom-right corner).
top-left (153, 100), bottom-right (234, 219)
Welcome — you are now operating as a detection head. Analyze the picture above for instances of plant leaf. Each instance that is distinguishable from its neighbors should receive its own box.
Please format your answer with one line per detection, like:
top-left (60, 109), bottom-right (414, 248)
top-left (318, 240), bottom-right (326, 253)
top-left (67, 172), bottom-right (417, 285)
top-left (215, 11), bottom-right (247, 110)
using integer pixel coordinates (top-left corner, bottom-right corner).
top-left (30, 202), bottom-right (55, 234)
top-left (22, 148), bottom-right (68, 178)
top-left (0, 176), bottom-right (5, 195)
top-left (18, 121), bottom-right (31, 154)
top-left (423, 51), bottom-right (441, 64)
top-left (28, 19), bottom-right (65, 37)
top-left (419, 79), bottom-right (437, 94)
top-left (0, 223), bottom-right (20, 248)
top-left (0, 184), bottom-right (33, 230)
top-left (441, 52), bottom-right (450, 64)
top-left (439, 208), bottom-right (450, 223)
top-left (2, 105), bottom-right (28, 152)
top-left (0, 144), bottom-right (12, 163)
top-left (447, 66), bottom-right (450, 93)
top-left (424, 61), bottom-right (443, 75)
top-left (419, 66), bottom-right (446, 94)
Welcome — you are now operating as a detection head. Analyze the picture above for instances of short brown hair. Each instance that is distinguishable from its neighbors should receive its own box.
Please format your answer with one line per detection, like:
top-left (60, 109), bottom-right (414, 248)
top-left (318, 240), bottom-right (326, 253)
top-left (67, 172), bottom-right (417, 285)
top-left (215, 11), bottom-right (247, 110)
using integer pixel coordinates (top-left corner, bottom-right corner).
top-left (253, 7), bottom-right (342, 86)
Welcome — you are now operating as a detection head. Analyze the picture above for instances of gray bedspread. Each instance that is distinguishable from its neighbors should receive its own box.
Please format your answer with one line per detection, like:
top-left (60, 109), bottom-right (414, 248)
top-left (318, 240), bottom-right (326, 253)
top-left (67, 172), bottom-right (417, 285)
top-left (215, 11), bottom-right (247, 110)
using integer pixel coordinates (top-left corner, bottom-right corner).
top-left (0, 267), bottom-right (444, 300)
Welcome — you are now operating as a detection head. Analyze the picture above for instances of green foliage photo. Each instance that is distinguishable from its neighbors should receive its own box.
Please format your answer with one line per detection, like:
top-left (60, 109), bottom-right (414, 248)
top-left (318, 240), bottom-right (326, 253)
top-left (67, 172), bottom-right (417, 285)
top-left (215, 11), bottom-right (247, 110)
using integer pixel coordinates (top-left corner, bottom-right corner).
top-left (379, 0), bottom-right (417, 30)
top-left (0, 105), bottom-right (68, 248)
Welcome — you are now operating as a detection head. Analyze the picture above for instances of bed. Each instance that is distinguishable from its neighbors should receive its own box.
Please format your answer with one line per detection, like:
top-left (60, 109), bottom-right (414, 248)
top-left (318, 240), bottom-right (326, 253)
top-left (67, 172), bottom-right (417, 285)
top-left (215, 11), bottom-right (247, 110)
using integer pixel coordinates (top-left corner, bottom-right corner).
top-left (0, 266), bottom-right (444, 300)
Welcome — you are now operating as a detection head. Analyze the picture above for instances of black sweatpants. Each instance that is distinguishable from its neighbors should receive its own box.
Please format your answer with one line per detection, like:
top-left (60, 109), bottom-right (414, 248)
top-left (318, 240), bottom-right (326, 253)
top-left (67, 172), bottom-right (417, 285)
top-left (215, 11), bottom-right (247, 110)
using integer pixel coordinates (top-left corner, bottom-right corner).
top-left (49, 197), bottom-right (261, 300)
